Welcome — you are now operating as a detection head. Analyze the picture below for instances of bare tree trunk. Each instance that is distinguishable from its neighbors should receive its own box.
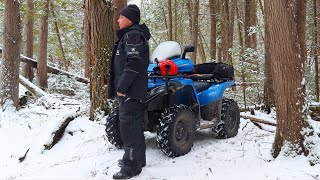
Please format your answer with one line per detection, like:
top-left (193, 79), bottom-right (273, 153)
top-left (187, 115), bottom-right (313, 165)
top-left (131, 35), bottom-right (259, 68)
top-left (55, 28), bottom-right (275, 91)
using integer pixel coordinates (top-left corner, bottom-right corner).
top-left (162, 7), bottom-right (169, 39)
top-left (179, 2), bottom-right (185, 45)
top-left (236, 2), bottom-right (244, 57)
top-left (84, 0), bottom-right (91, 79)
top-left (263, 21), bottom-right (275, 112)
top-left (22, 0), bottom-right (34, 82)
top-left (227, 0), bottom-right (236, 65)
top-left (241, 72), bottom-right (247, 111)
top-left (37, 0), bottom-right (50, 90)
top-left (237, 1), bottom-right (248, 110)
top-left (191, 0), bottom-right (199, 63)
top-left (168, 0), bottom-right (173, 40)
top-left (221, 0), bottom-right (229, 63)
top-left (113, 0), bottom-right (127, 38)
top-left (186, 0), bottom-right (192, 41)
top-left (209, 0), bottom-right (217, 61)
top-left (265, 0), bottom-right (308, 158)
top-left (244, 0), bottom-right (257, 49)
top-left (198, 31), bottom-right (206, 63)
top-left (216, 0), bottom-right (222, 62)
top-left (174, 0), bottom-right (177, 41)
top-left (314, 0), bottom-right (319, 101)
top-left (244, 0), bottom-right (259, 77)
top-left (51, 2), bottom-right (69, 71)
top-left (85, 0), bottom-right (113, 120)
top-left (296, 0), bottom-right (307, 65)
top-left (263, 0), bottom-right (275, 112)
top-left (0, 0), bottom-right (21, 108)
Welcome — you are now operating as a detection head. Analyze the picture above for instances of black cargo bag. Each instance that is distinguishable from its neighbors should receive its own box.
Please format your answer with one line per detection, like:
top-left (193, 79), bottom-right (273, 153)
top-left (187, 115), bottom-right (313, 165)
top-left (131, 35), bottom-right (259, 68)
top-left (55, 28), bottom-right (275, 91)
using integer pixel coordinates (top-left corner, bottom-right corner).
top-left (193, 62), bottom-right (234, 80)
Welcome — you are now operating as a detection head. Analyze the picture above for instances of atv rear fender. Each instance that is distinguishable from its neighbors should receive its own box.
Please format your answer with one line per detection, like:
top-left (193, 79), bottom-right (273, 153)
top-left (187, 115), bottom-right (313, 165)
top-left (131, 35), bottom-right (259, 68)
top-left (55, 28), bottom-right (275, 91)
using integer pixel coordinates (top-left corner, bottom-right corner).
top-left (197, 80), bottom-right (236, 106)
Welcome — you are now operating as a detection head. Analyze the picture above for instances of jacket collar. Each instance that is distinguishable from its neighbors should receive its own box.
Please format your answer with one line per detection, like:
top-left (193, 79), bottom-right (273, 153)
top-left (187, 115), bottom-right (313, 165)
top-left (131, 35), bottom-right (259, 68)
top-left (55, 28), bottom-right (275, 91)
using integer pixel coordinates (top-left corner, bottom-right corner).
top-left (116, 26), bottom-right (131, 40)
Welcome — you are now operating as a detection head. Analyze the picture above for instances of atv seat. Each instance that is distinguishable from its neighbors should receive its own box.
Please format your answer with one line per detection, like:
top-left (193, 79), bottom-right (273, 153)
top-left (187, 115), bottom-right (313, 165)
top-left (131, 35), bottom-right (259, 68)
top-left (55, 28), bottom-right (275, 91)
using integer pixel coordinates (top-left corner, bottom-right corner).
top-left (188, 74), bottom-right (213, 81)
top-left (193, 81), bottom-right (211, 93)
top-left (188, 74), bottom-right (233, 83)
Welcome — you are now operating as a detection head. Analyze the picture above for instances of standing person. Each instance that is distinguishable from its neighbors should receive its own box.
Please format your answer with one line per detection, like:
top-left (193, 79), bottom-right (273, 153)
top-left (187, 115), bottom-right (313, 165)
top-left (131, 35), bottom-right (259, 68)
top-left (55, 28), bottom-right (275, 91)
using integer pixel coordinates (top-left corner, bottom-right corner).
top-left (108, 4), bottom-right (150, 180)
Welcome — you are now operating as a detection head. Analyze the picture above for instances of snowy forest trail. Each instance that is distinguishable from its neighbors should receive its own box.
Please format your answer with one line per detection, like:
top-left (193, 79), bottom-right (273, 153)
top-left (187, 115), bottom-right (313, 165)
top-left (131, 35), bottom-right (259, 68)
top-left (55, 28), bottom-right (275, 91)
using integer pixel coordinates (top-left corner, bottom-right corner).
top-left (1, 108), bottom-right (319, 180)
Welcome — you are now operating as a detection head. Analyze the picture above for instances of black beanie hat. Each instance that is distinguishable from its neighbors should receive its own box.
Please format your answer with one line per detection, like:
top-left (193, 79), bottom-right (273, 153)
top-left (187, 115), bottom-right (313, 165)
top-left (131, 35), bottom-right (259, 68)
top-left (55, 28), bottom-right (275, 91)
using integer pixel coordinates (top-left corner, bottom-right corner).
top-left (120, 4), bottom-right (140, 24)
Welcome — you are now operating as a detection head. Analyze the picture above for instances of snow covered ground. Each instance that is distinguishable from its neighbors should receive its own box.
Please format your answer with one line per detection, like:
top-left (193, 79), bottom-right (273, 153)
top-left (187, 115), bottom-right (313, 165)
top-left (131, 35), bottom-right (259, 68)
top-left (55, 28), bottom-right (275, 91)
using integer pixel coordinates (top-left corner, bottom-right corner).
top-left (0, 76), bottom-right (319, 180)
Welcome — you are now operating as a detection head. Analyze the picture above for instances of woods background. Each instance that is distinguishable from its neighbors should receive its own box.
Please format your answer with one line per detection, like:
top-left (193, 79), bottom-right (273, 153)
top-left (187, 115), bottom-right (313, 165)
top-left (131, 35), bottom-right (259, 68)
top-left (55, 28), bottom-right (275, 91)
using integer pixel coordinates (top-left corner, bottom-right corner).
top-left (0, 0), bottom-right (319, 161)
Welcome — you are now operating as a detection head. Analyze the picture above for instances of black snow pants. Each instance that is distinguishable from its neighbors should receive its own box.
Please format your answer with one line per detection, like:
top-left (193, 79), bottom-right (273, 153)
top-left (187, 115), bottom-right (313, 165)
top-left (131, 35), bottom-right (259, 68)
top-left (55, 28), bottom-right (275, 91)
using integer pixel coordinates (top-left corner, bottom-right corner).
top-left (118, 96), bottom-right (146, 171)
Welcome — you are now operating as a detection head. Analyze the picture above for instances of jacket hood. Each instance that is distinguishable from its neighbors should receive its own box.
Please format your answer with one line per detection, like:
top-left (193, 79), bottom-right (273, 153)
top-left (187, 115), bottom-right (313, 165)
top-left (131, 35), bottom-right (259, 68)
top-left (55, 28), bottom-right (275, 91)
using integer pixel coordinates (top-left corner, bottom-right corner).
top-left (130, 23), bottom-right (151, 41)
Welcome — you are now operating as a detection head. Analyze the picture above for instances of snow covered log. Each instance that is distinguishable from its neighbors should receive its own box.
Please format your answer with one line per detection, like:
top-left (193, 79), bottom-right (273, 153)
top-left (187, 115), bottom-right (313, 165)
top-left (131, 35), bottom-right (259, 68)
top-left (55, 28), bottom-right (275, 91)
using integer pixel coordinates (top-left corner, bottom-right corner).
top-left (308, 104), bottom-right (320, 121)
top-left (43, 111), bottom-right (80, 150)
top-left (240, 113), bottom-right (277, 126)
top-left (20, 55), bottom-right (89, 84)
top-left (0, 48), bottom-right (89, 84)
top-left (19, 75), bottom-right (48, 97)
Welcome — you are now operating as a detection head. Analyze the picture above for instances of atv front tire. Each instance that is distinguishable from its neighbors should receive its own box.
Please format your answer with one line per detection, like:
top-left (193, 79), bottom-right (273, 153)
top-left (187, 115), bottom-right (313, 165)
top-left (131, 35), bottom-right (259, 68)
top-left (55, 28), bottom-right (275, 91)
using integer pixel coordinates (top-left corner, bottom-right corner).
top-left (157, 104), bottom-right (196, 157)
top-left (214, 99), bottom-right (240, 139)
top-left (105, 109), bottom-right (123, 148)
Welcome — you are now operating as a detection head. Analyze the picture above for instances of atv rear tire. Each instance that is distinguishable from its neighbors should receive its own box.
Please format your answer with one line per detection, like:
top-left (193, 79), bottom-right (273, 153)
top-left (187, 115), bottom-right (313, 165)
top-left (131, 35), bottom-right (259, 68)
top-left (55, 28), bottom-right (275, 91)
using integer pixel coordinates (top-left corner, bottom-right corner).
top-left (105, 110), bottom-right (123, 148)
top-left (214, 99), bottom-right (240, 139)
top-left (157, 104), bottom-right (196, 157)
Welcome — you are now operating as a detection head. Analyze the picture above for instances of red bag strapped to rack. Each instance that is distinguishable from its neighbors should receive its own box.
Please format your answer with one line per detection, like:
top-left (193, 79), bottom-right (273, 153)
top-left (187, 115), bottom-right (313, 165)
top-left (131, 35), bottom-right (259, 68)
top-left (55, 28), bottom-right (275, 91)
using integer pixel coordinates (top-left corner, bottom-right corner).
top-left (153, 59), bottom-right (178, 76)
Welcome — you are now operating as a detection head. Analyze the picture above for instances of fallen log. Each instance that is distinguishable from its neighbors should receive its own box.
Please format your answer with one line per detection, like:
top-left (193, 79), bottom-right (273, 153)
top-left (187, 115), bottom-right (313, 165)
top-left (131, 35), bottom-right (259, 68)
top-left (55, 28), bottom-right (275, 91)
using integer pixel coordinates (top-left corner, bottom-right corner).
top-left (20, 55), bottom-right (89, 84)
top-left (308, 103), bottom-right (320, 121)
top-left (18, 148), bottom-right (30, 163)
top-left (19, 111), bottom-right (80, 163)
top-left (240, 114), bottom-right (276, 126)
top-left (19, 75), bottom-right (48, 97)
top-left (0, 48), bottom-right (89, 84)
top-left (43, 114), bottom-right (78, 150)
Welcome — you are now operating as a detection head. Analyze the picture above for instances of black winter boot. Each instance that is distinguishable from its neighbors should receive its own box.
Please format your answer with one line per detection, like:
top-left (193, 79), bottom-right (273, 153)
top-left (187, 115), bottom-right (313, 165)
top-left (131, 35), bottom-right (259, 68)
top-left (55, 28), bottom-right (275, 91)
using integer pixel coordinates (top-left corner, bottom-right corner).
top-left (118, 159), bottom-right (146, 168)
top-left (113, 167), bottom-right (142, 179)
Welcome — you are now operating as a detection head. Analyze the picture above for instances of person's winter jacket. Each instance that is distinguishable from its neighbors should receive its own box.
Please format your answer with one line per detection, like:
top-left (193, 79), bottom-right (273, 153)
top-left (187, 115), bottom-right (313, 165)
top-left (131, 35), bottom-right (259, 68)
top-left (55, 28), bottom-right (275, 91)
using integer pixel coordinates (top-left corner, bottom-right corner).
top-left (108, 23), bottom-right (151, 101)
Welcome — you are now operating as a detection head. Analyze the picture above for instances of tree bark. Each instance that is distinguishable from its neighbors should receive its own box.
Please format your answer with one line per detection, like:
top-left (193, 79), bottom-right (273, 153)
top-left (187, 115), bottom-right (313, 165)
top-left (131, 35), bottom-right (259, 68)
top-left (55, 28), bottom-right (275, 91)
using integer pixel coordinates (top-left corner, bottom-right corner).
top-left (174, 0), bottom-right (177, 41)
top-left (263, 0), bottom-right (275, 112)
top-left (236, 3), bottom-right (244, 62)
top-left (314, 0), bottom-right (319, 101)
top-left (22, 0), bottom-right (34, 82)
top-left (198, 31), bottom-right (206, 63)
top-left (168, 0), bottom-right (173, 41)
top-left (220, 0), bottom-right (229, 63)
top-left (227, 0), bottom-right (236, 65)
top-left (244, 0), bottom-right (257, 49)
top-left (85, 0), bottom-right (113, 120)
top-left (162, 7), bottom-right (169, 39)
top-left (37, 0), bottom-right (50, 90)
top-left (265, 0), bottom-right (308, 158)
top-left (209, 0), bottom-right (217, 61)
top-left (51, 2), bottom-right (69, 71)
top-left (84, 0), bottom-right (91, 79)
top-left (0, 0), bottom-right (21, 108)
top-left (191, 0), bottom-right (199, 63)
top-left (186, 0), bottom-right (192, 42)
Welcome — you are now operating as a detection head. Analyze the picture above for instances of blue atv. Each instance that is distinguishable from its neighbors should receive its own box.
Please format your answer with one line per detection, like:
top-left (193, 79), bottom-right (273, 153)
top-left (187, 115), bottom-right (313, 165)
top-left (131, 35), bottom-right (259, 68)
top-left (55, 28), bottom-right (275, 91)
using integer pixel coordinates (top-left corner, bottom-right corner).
top-left (106, 41), bottom-right (240, 158)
